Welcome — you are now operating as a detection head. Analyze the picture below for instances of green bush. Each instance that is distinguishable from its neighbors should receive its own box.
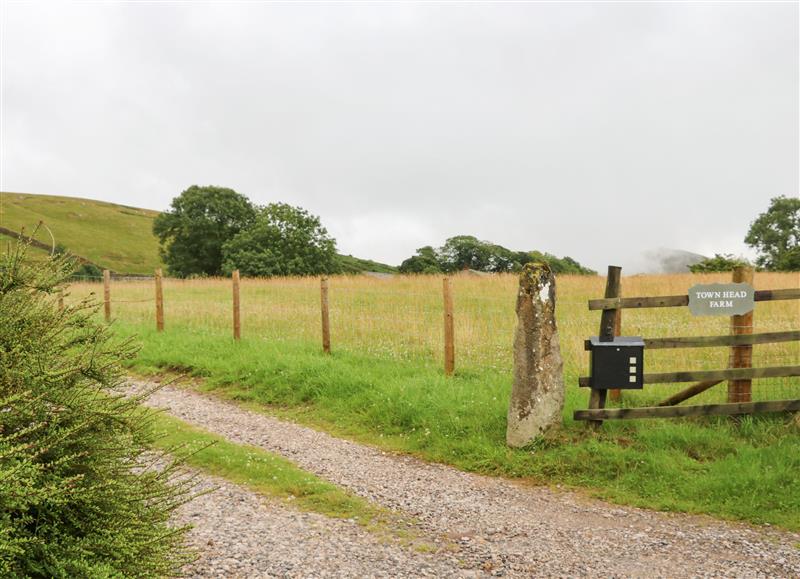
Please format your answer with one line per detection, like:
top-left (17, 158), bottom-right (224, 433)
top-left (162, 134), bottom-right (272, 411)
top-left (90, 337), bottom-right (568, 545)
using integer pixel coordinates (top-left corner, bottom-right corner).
top-left (0, 242), bottom-right (192, 577)
top-left (689, 253), bottom-right (751, 273)
top-left (72, 261), bottom-right (103, 279)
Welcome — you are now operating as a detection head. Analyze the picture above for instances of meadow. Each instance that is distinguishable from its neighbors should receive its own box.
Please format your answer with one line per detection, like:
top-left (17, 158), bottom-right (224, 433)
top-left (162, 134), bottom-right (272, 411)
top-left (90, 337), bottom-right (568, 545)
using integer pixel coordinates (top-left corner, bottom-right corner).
top-left (67, 270), bottom-right (800, 529)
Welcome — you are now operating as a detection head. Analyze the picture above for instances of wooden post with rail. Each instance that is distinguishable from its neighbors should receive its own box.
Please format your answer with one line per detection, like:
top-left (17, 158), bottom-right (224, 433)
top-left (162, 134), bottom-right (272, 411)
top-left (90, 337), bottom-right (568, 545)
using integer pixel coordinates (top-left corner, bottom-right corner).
top-left (103, 269), bottom-right (111, 323)
top-left (728, 266), bottom-right (754, 403)
top-left (232, 270), bottom-right (241, 341)
top-left (154, 268), bottom-right (164, 332)
top-left (609, 284), bottom-right (623, 403)
top-left (443, 277), bottom-right (455, 376)
top-left (320, 277), bottom-right (331, 354)
top-left (587, 265), bottom-right (622, 426)
top-left (577, 276), bottom-right (800, 422)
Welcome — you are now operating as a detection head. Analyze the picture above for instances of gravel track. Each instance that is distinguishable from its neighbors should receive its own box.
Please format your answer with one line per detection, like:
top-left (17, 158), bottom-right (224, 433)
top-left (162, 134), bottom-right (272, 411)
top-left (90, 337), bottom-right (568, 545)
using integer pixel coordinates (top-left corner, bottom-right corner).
top-left (134, 381), bottom-right (800, 578)
top-left (177, 472), bottom-right (465, 578)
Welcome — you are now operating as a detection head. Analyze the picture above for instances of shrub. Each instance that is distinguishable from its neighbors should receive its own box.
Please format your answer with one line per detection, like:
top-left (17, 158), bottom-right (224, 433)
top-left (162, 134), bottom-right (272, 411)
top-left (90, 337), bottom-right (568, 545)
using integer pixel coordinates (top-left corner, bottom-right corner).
top-left (689, 253), bottom-right (751, 273)
top-left (0, 241), bottom-right (192, 577)
top-left (72, 261), bottom-right (103, 279)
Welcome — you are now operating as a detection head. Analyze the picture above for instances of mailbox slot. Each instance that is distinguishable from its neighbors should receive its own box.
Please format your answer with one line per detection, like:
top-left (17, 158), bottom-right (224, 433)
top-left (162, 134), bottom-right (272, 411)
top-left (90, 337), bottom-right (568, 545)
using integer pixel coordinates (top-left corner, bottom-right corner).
top-left (588, 336), bottom-right (645, 390)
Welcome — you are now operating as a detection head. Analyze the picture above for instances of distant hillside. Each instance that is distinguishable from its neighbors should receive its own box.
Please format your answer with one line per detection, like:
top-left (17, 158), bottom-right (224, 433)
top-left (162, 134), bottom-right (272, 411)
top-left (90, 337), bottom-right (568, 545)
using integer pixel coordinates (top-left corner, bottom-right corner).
top-left (641, 248), bottom-right (707, 273)
top-left (336, 254), bottom-right (397, 274)
top-left (0, 192), bottom-right (397, 276)
top-left (0, 192), bottom-right (163, 274)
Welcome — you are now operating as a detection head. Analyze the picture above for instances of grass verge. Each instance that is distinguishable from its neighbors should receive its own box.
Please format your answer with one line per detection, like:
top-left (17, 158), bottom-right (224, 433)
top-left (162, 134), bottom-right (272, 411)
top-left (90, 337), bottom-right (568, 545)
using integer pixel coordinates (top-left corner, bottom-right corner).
top-left (125, 324), bottom-right (800, 532)
top-left (148, 409), bottom-right (442, 550)
top-left (149, 411), bottom-right (382, 522)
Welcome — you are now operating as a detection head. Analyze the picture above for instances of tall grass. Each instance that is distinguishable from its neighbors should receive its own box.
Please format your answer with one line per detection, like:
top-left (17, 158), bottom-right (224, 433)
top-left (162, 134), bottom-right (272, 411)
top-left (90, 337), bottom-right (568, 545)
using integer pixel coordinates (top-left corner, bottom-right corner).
top-left (71, 270), bottom-right (799, 406)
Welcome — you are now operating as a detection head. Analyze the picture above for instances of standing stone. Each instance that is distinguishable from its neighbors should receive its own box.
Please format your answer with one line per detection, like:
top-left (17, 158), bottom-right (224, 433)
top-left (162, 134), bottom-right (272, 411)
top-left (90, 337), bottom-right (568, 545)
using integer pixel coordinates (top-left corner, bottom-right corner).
top-left (506, 262), bottom-right (565, 447)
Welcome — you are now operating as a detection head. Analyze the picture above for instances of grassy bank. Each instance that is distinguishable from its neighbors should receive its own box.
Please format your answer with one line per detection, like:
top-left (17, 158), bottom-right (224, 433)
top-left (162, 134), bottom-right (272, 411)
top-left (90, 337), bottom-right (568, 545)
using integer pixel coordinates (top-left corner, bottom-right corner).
top-left (127, 324), bottom-right (800, 531)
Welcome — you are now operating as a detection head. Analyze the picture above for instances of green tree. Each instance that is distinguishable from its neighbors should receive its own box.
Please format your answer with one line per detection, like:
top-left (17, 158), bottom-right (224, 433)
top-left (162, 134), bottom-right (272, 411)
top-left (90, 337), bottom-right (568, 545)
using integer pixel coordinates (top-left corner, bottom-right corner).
top-left (438, 236), bottom-right (514, 272)
top-left (398, 236), bottom-right (595, 275)
top-left (744, 195), bottom-right (800, 271)
top-left (153, 185), bottom-right (256, 277)
top-left (689, 253), bottom-right (751, 273)
top-left (774, 246), bottom-right (800, 271)
top-left (0, 241), bottom-right (192, 576)
top-left (222, 203), bottom-right (338, 277)
top-left (399, 246), bottom-right (442, 274)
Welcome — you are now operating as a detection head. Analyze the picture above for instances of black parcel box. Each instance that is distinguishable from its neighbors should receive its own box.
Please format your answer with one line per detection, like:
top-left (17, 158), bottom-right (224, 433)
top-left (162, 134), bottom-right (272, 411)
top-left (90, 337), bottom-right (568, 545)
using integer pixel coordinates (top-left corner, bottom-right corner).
top-left (588, 336), bottom-right (645, 390)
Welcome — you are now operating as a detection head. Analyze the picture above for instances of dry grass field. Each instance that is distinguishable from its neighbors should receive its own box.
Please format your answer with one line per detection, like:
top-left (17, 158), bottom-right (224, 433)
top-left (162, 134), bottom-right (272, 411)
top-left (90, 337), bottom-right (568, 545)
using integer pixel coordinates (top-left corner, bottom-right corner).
top-left (69, 270), bottom-right (799, 407)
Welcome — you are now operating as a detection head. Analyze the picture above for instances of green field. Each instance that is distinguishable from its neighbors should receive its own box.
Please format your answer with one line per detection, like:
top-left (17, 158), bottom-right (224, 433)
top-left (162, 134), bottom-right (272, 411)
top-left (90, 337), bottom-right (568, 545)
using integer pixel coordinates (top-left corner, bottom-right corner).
top-left (0, 192), bottom-right (163, 274)
top-left (63, 270), bottom-right (800, 531)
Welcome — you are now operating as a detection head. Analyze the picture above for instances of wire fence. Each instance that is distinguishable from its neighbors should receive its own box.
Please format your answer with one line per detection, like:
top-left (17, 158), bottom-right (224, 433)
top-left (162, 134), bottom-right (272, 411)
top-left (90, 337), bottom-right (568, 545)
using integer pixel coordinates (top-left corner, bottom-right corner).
top-left (63, 270), bottom-right (800, 406)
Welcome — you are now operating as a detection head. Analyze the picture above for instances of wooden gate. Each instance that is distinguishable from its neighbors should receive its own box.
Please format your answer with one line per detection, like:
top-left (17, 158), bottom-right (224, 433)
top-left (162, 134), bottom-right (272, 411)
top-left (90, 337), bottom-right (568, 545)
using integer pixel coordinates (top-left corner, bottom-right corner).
top-left (574, 266), bottom-right (800, 424)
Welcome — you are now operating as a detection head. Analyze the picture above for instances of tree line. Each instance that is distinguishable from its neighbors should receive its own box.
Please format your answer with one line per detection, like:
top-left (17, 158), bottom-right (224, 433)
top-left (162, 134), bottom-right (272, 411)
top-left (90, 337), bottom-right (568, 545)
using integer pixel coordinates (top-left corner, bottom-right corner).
top-left (153, 186), bottom-right (339, 278)
top-left (153, 186), bottom-right (596, 277)
top-left (153, 187), bottom-right (798, 278)
top-left (399, 236), bottom-right (596, 275)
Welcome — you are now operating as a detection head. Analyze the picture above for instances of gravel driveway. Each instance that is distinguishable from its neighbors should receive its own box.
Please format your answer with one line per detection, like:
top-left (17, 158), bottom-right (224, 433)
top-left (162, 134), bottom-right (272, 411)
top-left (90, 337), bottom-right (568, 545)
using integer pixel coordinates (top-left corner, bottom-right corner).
top-left (177, 472), bottom-right (465, 578)
top-left (132, 381), bottom-right (800, 578)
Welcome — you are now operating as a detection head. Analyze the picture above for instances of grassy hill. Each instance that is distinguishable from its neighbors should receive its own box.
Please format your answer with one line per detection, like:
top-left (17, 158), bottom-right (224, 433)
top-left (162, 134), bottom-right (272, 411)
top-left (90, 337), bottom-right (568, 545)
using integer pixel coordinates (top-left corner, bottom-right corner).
top-left (0, 192), bottom-right (162, 274)
top-left (0, 192), bottom-right (396, 275)
top-left (335, 254), bottom-right (397, 274)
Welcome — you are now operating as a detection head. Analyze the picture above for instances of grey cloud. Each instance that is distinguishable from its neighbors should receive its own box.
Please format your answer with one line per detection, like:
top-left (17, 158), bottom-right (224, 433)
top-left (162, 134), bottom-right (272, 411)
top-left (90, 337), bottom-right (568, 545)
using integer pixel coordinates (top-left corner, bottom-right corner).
top-left (2, 1), bottom-right (797, 271)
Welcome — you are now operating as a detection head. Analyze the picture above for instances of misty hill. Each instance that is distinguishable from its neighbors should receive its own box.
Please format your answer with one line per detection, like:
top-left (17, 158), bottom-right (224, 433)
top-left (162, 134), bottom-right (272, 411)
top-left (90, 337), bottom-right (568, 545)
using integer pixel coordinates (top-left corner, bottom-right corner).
top-left (639, 248), bottom-right (707, 273)
top-left (0, 192), bottom-right (396, 275)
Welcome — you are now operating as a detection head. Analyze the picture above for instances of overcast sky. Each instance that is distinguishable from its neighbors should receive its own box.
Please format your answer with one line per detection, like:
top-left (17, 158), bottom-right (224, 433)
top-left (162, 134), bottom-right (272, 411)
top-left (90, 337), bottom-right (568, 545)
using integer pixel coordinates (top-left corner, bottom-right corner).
top-left (1, 1), bottom-right (798, 272)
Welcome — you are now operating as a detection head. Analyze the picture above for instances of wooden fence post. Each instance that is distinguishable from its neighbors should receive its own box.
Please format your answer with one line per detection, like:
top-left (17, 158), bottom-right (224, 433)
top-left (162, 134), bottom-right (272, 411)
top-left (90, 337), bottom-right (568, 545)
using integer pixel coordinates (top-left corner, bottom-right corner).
top-left (588, 265), bottom-right (622, 427)
top-left (232, 270), bottom-right (241, 341)
top-left (154, 268), bottom-right (164, 332)
top-left (103, 269), bottom-right (111, 322)
top-left (320, 277), bottom-right (331, 354)
top-left (609, 285), bottom-right (623, 403)
top-left (443, 277), bottom-right (455, 376)
top-left (728, 266), bottom-right (754, 403)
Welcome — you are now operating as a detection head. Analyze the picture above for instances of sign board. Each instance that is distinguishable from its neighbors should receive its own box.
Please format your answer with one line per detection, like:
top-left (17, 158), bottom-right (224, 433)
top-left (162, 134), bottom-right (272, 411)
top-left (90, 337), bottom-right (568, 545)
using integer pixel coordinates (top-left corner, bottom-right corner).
top-left (688, 283), bottom-right (754, 316)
